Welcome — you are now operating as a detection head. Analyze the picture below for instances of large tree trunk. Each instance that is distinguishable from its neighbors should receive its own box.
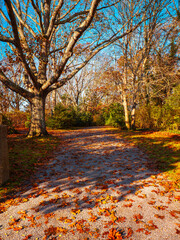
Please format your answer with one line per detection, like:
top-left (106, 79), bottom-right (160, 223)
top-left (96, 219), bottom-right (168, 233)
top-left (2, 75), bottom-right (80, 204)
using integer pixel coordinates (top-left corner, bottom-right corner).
top-left (131, 102), bottom-right (137, 130)
top-left (52, 90), bottom-right (57, 110)
top-left (28, 95), bottom-right (48, 137)
top-left (123, 93), bottom-right (131, 130)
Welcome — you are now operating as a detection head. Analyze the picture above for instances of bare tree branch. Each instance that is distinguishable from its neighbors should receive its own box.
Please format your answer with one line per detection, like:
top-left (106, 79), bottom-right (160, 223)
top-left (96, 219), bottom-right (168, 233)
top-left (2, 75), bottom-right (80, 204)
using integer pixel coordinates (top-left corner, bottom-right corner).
top-left (4, 0), bottom-right (39, 88)
top-left (11, 2), bottom-right (36, 38)
top-left (46, 0), bottom-right (64, 37)
top-left (56, 0), bottom-right (81, 25)
top-left (47, 11), bottom-right (149, 93)
top-left (55, 1), bottom-right (120, 25)
top-left (30, 0), bottom-right (44, 33)
top-left (0, 68), bottom-right (33, 101)
top-left (41, 0), bottom-right (101, 91)
top-left (0, 34), bottom-right (15, 43)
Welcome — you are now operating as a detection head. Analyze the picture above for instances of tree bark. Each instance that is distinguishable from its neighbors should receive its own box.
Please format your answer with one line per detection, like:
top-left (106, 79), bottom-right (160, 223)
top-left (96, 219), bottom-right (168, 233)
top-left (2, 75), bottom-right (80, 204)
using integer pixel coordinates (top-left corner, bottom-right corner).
top-left (131, 102), bottom-right (136, 130)
top-left (28, 95), bottom-right (48, 137)
top-left (123, 93), bottom-right (131, 130)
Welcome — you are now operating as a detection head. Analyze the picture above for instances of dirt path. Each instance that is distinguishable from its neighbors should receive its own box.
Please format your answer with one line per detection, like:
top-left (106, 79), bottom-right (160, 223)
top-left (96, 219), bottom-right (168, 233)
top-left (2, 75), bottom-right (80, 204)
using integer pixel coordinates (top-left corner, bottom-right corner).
top-left (0, 127), bottom-right (180, 240)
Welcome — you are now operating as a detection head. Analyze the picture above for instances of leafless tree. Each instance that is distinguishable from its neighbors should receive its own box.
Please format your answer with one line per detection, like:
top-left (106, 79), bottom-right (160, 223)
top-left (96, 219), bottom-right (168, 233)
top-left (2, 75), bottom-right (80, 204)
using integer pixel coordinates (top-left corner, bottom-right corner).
top-left (0, 0), bottom-right (148, 136)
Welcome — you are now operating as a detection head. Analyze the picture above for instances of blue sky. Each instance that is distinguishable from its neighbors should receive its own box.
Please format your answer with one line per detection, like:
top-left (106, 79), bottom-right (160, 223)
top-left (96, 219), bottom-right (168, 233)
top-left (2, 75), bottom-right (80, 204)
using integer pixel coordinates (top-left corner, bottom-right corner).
top-left (0, 0), bottom-right (179, 62)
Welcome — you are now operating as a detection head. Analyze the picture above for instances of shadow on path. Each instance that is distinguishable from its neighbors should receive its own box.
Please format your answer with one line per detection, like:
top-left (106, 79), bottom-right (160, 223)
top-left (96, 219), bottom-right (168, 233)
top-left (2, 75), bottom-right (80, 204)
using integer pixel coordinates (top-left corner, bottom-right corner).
top-left (22, 127), bottom-right (157, 214)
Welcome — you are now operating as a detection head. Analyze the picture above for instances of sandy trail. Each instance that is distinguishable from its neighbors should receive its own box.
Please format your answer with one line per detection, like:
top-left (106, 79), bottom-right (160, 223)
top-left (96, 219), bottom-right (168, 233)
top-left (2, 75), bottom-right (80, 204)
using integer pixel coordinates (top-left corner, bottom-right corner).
top-left (0, 127), bottom-right (179, 240)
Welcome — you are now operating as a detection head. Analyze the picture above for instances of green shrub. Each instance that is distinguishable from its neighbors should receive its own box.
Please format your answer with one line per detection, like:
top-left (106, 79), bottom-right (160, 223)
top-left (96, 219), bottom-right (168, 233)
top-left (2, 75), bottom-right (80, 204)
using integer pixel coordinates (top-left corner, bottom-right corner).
top-left (47, 103), bottom-right (93, 129)
top-left (103, 103), bottom-right (125, 128)
top-left (136, 85), bottom-right (180, 130)
top-left (47, 108), bottom-right (76, 129)
top-left (76, 111), bottom-right (93, 127)
top-left (47, 102), bottom-right (125, 129)
top-left (25, 114), bottom-right (31, 129)
top-left (163, 84), bottom-right (180, 130)
top-left (91, 103), bottom-right (125, 127)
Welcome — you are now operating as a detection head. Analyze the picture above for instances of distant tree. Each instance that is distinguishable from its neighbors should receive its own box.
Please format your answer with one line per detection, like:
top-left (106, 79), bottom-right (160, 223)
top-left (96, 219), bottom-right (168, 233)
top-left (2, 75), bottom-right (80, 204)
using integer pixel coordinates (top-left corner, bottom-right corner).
top-left (109, 0), bottom-right (172, 129)
top-left (60, 66), bottom-right (92, 108)
top-left (0, 0), bottom-right (146, 136)
top-left (0, 58), bottom-right (26, 112)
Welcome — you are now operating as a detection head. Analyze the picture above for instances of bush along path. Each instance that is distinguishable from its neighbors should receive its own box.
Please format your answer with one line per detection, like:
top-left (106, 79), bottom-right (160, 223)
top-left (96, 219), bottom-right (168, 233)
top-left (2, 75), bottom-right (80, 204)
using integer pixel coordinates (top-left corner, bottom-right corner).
top-left (0, 127), bottom-right (179, 240)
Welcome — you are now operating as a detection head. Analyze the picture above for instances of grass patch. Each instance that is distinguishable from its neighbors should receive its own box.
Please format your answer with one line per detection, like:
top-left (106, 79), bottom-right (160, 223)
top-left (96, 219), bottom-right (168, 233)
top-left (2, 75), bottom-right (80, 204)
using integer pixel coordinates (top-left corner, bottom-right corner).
top-left (0, 131), bottom-right (61, 201)
top-left (118, 130), bottom-right (180, 188)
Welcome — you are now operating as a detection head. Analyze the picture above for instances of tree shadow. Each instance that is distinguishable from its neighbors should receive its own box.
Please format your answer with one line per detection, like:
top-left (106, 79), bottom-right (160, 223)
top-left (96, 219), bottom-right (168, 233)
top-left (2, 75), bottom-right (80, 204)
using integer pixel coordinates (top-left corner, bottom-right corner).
top-left (123, 131), bottom-right (180, 172)
top-left (19, 127), bottom-right (160, 215)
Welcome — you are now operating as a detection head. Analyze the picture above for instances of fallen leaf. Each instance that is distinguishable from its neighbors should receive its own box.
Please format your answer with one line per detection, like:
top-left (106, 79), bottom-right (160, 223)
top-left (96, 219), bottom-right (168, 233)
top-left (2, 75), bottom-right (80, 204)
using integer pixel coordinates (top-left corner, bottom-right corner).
top-left (71, 209), bottom-right (81, 215)
top-left (89, 214), bottom-right (98, 222)
top-left (133, 214), bottom-right (143, 223)
top-left (136, 228), bottom-right (144, 232)
top-left (123, 203), bottom-right (132, 208)
top-left (126, 227), bottom-right (133, 238)
top-left (154, 214), bottom-right (165, 219)
top-left (22, 235), bottom-right (32, 240)
top-left (116, 216), bottom-right (126, 223)
top-left (108, 228), bottom-right (123, 240)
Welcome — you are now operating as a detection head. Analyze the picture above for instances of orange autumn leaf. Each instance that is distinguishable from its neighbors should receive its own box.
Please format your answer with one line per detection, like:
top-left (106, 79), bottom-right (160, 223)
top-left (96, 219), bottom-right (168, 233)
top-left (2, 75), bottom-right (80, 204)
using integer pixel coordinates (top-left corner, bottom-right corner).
top-left (64, 218), bottom-right (73, 223)
top-left (108, 228), bottom-right (123, 240)
top-left (125, 198), bottom-right (134, 202)
top-left (8, 218), bottom-right (20, 227)
top-left (57, 227), bottom-right (68, 234)
top-left (89, 215), bottom-right (98, 222)
top-left (154, 214), bottom-right (165, 219)
top-left (44, 226), bottom-right (57, 237)
top-left (52, 186), bottom-right (62, 193)
top-left (36, 215), bottom-right (42, 220)
top-left (153, 205), bottom-right (167, 210)
top-left (145, 230), bottom-right (151, 235)
top-left (148, 201), bottom-right (156, 205)
top-left (137, 194), bottom-right (147, 199)
top-left (73, 188), bottom-right (82, 194)
top-left (133, 214), bottom-right (143, 223)
top-left (169, 210), bottom-right (180, 218)
top-left (82, 196), bottom-right (89, 201)
top-left (123, 203), bottom-right (132, 207)
top-left (174, 196), bottom-right (180, 201)
top-left (22, 235), bottom-right (32, 240)
top-left (116, 216), bottom-right (126, 223)
top-left (13, 226), bottom-right (23, 231)
top-left (71, 209), bottom-right (81, 215)
top-left (94, 232), bottom-right (100, 238)
top-left (110, 214), bottom-right (117, 223)
top-left (144, 220), bottom-right (158, 230)
top-left (58, 217), bottom-right (67, 222)
top-left (44, 226), bottom-right (68, 237)
top-left (175, 223), bottom-right (180, 228)
top-left (17, 210), bottom-right (28, 220)
top-left (136, 228), bottom-right (145, 232)
top-left (126, 227), bottom-right (133, 238)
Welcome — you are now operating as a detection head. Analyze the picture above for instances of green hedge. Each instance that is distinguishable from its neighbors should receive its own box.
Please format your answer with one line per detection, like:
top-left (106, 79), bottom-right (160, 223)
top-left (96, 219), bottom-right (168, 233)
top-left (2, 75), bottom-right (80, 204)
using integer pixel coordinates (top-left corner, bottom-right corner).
top-left (47, 103), bottom-right (125, 129)
top-left (46, 104), bottom-right (93, 129)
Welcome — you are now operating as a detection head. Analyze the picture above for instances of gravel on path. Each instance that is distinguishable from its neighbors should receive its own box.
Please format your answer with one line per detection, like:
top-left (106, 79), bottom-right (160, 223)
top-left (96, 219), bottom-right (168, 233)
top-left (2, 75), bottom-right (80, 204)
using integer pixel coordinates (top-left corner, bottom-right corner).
top-left (0, 127), bottom-right (179, 240)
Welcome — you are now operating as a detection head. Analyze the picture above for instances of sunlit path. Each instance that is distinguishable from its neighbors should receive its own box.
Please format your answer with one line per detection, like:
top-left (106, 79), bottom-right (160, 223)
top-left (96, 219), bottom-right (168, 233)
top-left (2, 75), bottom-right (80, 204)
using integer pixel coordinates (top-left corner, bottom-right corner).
top-left (0, 127), bottom-right (179, 239)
